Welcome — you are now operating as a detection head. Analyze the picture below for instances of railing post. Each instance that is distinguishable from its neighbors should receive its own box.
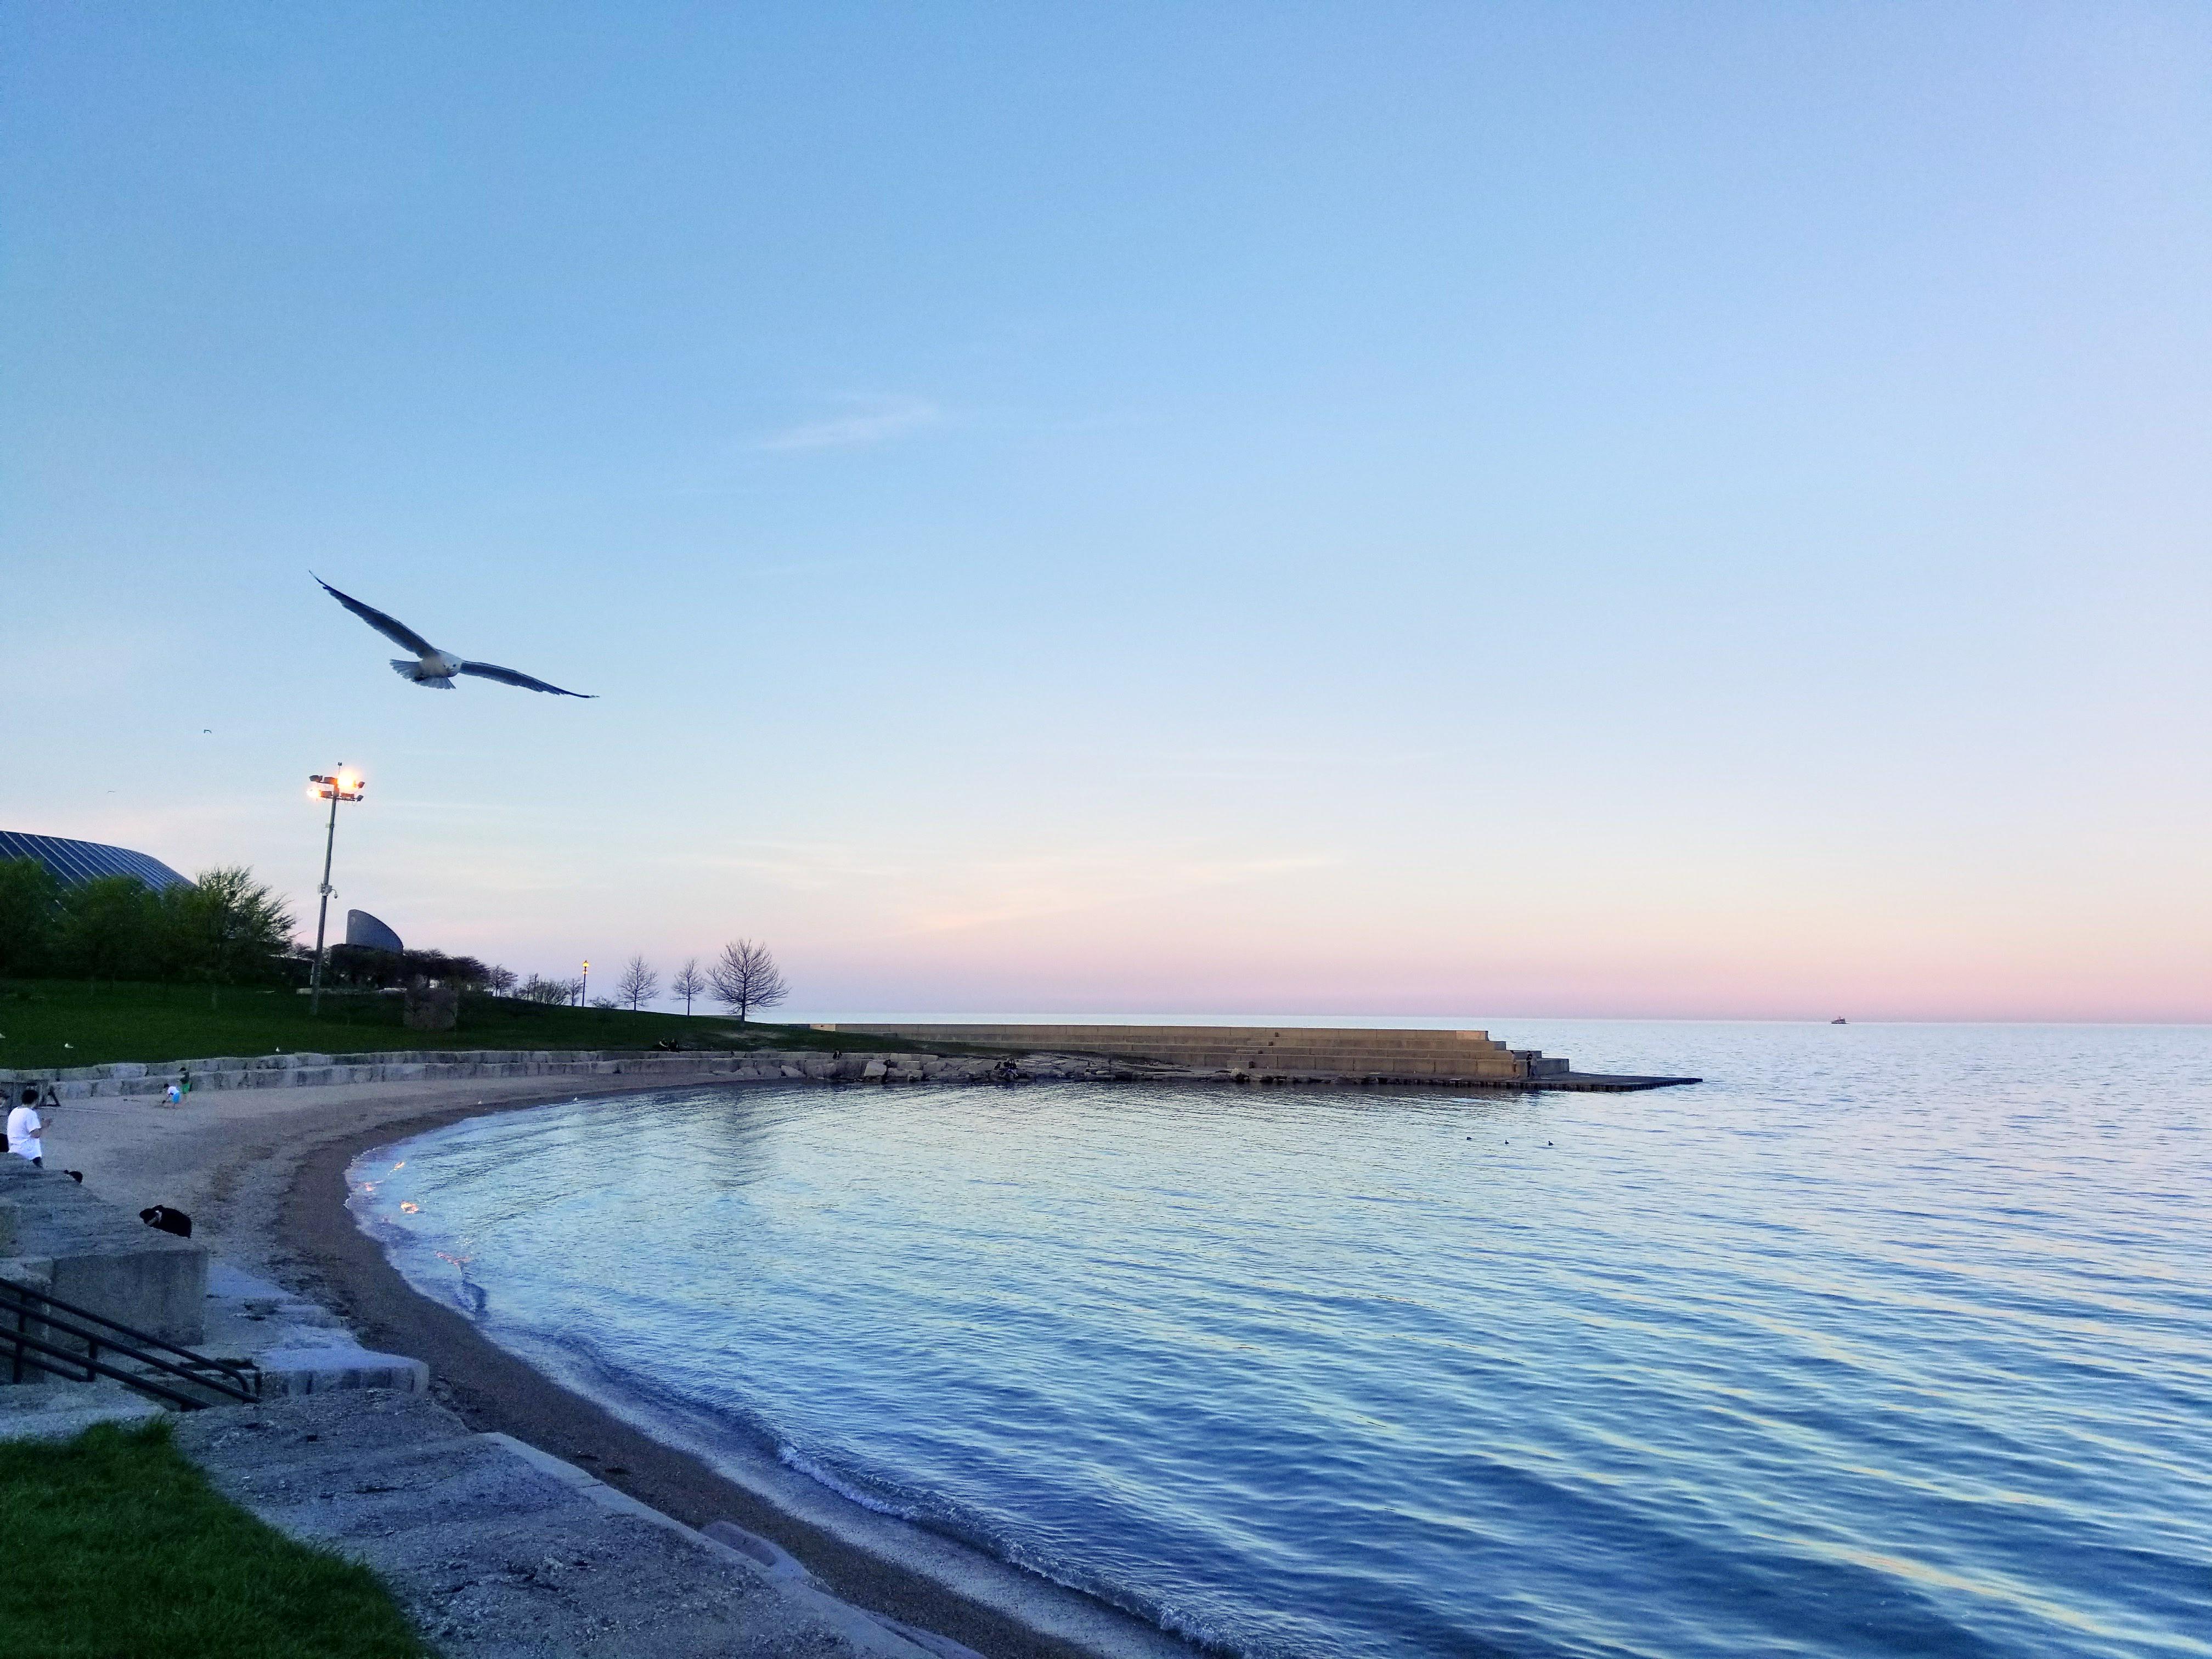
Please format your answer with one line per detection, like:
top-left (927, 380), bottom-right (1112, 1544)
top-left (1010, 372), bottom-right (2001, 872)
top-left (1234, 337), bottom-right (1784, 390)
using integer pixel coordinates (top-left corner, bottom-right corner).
top-left (2, 1280), bottom-right (257, 1407)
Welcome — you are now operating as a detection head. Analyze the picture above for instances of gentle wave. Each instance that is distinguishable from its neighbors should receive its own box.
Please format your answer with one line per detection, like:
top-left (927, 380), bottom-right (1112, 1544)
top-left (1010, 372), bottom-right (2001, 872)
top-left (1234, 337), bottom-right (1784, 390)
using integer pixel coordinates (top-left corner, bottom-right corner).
top-left (349, 1021), bottom-right (2212, 1658)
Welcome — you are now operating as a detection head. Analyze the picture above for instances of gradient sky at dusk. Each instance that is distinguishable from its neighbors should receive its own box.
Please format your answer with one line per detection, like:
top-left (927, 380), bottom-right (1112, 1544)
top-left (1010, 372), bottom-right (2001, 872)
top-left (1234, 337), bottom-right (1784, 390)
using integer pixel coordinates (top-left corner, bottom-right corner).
top-left (4, 5), bottom-right (2208, 1020)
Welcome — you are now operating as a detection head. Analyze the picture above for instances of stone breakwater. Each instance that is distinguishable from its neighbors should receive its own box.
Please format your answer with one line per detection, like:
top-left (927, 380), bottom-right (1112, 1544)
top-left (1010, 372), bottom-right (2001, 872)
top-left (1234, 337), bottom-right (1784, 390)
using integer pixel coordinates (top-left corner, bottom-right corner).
top-left (825, 1023), bottom-right (1565, 1083)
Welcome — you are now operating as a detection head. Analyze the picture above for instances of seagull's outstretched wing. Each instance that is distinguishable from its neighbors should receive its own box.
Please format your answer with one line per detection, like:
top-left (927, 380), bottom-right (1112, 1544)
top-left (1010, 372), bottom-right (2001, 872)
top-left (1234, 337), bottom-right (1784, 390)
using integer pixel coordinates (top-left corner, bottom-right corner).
top-left (314, 575), bottom-right (437, 657)
top-left (457, 660), bottom-right (596, 698)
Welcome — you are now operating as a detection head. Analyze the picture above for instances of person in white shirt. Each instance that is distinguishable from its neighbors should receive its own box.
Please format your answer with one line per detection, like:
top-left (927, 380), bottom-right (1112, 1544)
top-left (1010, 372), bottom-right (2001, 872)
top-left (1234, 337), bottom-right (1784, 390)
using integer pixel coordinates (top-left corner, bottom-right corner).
top-left (8, 1085), bottom-right (52, 1166)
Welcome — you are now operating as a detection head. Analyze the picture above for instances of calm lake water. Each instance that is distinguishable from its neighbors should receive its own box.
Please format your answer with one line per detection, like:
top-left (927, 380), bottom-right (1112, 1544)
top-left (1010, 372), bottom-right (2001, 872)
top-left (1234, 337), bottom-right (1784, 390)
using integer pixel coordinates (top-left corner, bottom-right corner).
top-left (350, 1022), bottom-right (2212, 1658)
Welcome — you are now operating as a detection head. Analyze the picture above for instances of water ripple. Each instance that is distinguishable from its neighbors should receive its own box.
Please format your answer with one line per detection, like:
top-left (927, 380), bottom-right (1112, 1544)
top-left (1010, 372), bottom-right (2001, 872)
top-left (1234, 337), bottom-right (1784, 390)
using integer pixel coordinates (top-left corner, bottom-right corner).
top-left (350, 1022), bottom-right (2212, 1658)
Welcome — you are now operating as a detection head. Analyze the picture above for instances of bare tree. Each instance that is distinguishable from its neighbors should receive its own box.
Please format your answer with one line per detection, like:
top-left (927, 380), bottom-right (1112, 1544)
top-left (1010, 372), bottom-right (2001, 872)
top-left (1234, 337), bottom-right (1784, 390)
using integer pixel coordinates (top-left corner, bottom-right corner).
top-left (709, 939), bottom-right (788, 1025)
top-left (487, 964), bottom-right (518, 996)
top-left (670, 957), bottom-right (707, 1015)
top-left (516, 974), bottom-right (571, 1005)
top-left (616, 955), bottom-right (660, 1012)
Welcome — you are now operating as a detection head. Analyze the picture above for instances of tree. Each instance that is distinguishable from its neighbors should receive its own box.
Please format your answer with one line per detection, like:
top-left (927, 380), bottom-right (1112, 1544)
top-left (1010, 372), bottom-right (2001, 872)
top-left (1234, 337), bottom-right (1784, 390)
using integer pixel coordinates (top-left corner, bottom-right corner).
top-left (53, 875), bottom-right (159, 989)
top-left (516, 974), bottom-right (572, 1005)
top-left (325, 945), bottom-right (490, 992)
top-left (160, 866), bottom-right (296, 1008)
top-left (709, 939), bottom-right (788, 1025)
top-left (487, 964), bottom-right (518, 996)
top-left (0, 857), bottom-right (60, 978)
top-left (669, 957), bottom-right (706, 1016)
top-left (616, 955), bottom-right (660, 1012)
top-left (408, 950), bottom-right (489, 988)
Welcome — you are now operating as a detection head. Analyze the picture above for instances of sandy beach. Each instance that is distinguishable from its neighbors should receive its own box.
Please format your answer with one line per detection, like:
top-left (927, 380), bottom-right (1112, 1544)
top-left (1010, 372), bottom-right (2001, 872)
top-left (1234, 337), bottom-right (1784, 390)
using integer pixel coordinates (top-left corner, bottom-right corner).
top-left (39, 1071), bottom-right (1183, 1659)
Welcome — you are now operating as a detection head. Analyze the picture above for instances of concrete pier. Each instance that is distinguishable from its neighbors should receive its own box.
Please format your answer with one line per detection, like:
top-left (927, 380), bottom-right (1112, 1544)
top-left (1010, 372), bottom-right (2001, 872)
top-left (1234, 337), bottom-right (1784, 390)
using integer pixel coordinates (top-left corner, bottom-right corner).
top-left (818, 1024), bottom-right (1699, 1091)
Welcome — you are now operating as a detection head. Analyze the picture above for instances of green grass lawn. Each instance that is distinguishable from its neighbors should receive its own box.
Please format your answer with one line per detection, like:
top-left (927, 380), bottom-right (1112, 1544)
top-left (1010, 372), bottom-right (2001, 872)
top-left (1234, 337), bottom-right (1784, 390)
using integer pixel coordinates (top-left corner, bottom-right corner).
top-left (0, 1418), bottom-right (428, 1659)
top-left (0, 978), bottom-right (903, 1072)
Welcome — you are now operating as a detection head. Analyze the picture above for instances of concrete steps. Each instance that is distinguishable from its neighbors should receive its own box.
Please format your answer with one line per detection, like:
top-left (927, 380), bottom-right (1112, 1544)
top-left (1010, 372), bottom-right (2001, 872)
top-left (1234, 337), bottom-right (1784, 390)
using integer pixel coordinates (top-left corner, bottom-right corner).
top-left (173, 1390), bottom-right (949, 1658)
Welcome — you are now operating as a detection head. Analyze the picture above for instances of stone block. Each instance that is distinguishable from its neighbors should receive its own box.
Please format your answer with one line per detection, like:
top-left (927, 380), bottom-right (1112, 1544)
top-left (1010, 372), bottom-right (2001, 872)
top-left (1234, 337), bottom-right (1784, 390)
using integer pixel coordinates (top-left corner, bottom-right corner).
top-left (403, 983), bottom-right (458, 1031)
top-left (0, 1160), bottom-right (210, 1343)
top-left (47, 1247), bottom-right (210, 1345)
top-left (255, 1346), bottom-right (430, 1396)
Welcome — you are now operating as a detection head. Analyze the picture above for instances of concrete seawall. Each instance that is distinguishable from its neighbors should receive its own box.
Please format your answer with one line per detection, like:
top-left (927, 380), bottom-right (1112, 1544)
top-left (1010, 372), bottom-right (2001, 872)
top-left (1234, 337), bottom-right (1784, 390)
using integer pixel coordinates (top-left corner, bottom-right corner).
top-left (820, 1024), bottom-right (1564, 1084)
top-left (4, 1049), bottom-right (854, 1101)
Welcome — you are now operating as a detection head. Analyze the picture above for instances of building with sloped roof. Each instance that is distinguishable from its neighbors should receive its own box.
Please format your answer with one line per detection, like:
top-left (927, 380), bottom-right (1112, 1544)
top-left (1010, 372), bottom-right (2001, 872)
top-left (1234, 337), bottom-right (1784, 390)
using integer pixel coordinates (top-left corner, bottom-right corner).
top-left (345, 909), bottom-right (405, 953)
top-left (0, 831), bottom-right (188, 891)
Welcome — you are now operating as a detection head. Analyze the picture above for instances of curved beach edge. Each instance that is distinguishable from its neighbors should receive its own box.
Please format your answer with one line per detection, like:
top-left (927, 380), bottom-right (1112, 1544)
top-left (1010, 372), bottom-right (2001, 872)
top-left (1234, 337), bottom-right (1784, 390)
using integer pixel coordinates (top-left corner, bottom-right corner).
top-left (283, 1082), bottom-right (1206, 1659)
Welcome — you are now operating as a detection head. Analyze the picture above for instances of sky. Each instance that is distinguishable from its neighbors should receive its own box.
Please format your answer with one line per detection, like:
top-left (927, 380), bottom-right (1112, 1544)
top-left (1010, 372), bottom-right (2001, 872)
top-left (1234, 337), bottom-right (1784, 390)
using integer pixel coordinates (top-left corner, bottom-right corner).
top-left (3, 4), bottom-right (2208, 1022)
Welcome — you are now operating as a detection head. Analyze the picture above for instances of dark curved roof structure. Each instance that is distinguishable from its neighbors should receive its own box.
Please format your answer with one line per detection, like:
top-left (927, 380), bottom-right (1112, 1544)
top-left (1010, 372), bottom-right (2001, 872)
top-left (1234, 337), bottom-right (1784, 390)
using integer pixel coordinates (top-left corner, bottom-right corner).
top-left (0, 830), bottom-right (189, 891)
top-left (345, 909), bottom-right (405, 954)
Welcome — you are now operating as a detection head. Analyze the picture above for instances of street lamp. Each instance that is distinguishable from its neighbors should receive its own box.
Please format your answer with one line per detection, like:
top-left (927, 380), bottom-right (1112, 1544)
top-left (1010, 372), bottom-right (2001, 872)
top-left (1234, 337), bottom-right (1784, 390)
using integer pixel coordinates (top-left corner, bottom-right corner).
top-left (307, 766), bottom-right (366, 1015)
top-left (579, 960), bottom-right (590, 1006)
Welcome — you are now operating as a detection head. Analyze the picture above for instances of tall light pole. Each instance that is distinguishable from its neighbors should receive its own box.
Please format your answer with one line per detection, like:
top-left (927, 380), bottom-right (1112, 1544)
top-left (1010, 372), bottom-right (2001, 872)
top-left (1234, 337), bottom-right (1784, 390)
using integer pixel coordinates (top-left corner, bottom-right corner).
top-left (579, 960), bottom-right (590, 1007)
top-left (307, 766), bottom-right (366, 1015)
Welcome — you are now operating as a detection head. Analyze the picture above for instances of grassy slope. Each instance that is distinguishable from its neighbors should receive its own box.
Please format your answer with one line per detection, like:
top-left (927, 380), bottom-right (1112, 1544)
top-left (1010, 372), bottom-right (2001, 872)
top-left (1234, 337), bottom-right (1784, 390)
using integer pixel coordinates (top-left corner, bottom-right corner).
top-left (0, 1419), bottom-right (428, 1659)
top-left (0, 979), bottom-right (905, 1071)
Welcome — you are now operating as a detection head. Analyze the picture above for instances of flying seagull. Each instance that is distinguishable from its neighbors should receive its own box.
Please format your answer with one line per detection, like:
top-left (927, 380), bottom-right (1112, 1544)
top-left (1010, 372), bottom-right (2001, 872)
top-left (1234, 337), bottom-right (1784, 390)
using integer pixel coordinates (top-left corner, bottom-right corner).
top-left (313, 576), bottom-right (596, 698)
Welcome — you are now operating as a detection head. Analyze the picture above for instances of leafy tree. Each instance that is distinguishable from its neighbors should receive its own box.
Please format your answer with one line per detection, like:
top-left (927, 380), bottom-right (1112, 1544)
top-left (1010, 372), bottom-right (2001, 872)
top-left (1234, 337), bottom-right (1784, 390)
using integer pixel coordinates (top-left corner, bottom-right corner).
top-left (709, 939), bottom-right (788, 1025)
top-left (160, 866), bottom-right (296, 1008)
top-left (324, 944), bottom-right (490, 992)
top-left (0, 857), bottom-right (60, 978)
top-left (616, 955), bottom-right (659, 1012)
top-left (404, 949), bottom-right (488, 987)
top-left (53, 876), bottom-right (159, 989)
top-left (669, 957), bottom-right (706, 1015)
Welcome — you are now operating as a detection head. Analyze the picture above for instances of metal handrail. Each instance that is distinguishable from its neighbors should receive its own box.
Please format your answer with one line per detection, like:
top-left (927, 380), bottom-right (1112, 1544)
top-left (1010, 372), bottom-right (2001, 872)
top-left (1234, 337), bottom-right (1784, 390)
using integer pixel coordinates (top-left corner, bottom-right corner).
top-left (2, 1323), bottom-right (221, 1410)
top-left (1, 1279), bottom-right (259, 1408)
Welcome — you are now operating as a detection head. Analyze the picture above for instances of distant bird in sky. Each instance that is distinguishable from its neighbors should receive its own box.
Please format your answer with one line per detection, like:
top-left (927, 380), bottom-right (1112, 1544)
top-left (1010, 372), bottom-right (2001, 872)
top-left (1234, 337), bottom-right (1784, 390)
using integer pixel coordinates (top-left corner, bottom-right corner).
top-left (313, 575), bottom-right (596, 698)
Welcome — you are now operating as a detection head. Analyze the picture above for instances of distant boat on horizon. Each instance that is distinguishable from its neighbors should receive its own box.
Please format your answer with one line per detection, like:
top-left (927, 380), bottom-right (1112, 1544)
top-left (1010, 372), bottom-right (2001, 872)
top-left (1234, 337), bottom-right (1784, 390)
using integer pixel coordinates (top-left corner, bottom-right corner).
top-left (1832, 1017), bottom-right (1848, 1024)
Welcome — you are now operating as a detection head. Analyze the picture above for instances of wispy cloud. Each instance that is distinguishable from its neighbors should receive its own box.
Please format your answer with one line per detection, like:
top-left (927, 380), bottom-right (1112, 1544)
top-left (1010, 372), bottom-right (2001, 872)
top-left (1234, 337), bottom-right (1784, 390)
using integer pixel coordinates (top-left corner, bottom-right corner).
top-left (757, 395), bottom-right (944, 453)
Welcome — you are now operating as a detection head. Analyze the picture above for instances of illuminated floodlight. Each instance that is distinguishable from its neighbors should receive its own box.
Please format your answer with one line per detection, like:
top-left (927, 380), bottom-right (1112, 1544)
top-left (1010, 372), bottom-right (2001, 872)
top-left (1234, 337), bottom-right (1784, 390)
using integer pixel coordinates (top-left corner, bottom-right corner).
top-left (305, 762), bottom-right (369, 1013)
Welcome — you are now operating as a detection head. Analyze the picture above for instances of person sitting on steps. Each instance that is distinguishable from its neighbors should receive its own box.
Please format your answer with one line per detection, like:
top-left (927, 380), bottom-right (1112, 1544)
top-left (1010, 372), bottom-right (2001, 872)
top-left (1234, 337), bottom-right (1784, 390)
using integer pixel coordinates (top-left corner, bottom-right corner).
top-left (7, 1084), bottom-right (54, 1167)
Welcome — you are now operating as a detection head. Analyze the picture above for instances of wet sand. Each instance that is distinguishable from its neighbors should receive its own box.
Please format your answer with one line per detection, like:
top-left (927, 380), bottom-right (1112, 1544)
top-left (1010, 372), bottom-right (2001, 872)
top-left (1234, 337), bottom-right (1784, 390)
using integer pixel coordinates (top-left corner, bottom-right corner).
top-left (43, 1073), bottom-right (1187, 1659)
